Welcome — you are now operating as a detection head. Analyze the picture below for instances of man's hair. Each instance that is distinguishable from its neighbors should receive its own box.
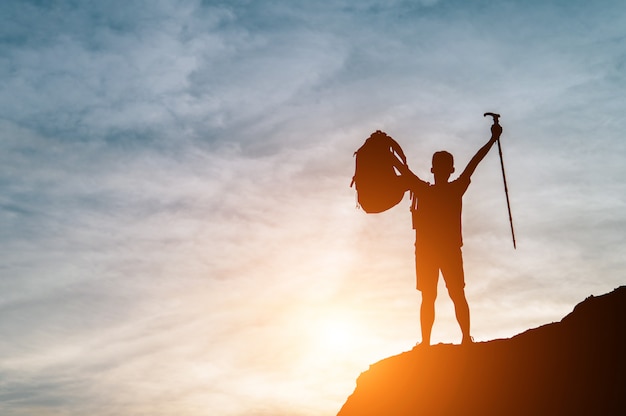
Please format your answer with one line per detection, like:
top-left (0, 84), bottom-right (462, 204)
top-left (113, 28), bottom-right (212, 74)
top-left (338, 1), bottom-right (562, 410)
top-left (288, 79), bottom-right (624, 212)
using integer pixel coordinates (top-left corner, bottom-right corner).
top-left (432, 151), bottom-right (454, 171)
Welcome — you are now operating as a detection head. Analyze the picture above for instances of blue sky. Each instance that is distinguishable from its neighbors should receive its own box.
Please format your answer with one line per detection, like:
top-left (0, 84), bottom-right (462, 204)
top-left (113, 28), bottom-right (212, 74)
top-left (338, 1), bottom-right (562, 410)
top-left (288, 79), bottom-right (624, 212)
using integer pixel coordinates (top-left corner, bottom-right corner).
top-left (1, 1), bottom-right (626, 415)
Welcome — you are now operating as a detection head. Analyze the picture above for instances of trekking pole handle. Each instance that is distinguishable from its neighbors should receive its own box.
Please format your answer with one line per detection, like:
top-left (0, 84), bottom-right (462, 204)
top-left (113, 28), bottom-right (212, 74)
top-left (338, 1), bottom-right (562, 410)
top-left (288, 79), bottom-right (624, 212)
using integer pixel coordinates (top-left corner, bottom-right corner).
top-left (484, 112), bottom-right (500, 125)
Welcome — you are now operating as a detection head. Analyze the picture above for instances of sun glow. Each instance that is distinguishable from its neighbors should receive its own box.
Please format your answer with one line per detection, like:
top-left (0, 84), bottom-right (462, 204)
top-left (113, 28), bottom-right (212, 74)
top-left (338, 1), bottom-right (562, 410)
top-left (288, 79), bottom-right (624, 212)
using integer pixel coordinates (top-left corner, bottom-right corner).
top-left (311, 314), bottom-right (363, 356)
top-left (319, 320), bottom-right (353, 351)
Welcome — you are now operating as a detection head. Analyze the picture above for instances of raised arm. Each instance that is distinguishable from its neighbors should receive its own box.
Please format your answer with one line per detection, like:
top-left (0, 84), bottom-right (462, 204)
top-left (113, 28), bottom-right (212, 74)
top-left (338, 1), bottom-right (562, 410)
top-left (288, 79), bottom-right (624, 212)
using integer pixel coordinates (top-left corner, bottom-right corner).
top-left (460, 123), bottom-right (503, 180)
top-left (381, 132), bottom-right (428, 192)
top-left (388, 136), bottom-right (407, 165)
top-left (394, 159), bottom-right (429, 193)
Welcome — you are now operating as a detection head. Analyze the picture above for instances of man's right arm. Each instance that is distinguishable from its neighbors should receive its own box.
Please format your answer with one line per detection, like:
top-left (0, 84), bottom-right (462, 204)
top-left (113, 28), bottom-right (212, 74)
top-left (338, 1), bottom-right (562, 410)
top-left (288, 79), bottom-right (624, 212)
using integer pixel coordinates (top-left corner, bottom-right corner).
top-left (395, 162), bottom-right (429, 193)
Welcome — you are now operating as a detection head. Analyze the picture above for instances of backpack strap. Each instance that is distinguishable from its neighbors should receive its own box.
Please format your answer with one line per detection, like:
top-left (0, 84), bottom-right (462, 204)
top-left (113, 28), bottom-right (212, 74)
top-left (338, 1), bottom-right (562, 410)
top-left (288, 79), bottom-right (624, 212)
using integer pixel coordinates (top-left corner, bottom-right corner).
top-left (411, 191), bottom-right (419, 230)
top-left (350, 151), bottom-right (357, 188)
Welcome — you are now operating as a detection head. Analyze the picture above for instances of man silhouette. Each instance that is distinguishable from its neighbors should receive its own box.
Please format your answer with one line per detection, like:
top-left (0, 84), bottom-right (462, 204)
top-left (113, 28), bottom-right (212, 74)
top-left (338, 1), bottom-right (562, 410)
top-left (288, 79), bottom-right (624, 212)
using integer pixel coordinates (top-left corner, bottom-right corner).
top-left (402, 123), bottom-right (502, 346)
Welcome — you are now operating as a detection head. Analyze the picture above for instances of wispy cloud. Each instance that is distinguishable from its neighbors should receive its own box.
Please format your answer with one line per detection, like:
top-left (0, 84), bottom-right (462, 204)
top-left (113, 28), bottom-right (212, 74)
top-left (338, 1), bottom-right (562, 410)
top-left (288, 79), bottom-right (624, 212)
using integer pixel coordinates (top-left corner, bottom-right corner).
top-left (1, 1), bottom-right (626, 415)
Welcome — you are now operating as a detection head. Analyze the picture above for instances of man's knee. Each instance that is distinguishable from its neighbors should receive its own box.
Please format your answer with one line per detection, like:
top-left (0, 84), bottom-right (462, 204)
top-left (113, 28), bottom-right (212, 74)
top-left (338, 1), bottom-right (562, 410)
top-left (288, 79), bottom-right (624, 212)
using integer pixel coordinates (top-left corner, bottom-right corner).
top-left (421, 289), bottom-right (437, 304)
top-left (447, 286), bottom-right (467, 303)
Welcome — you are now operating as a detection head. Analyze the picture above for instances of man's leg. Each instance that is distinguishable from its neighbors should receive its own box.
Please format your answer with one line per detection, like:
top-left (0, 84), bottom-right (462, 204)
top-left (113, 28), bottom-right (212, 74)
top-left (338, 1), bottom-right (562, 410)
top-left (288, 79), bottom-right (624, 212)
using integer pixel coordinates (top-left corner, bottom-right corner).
top-left (415, 244), bottom-right (438, 346)
top-left (442, 247), bottom-right (471, 344)
top-left (420, 290), bottom-right (437, 346)
top-left (448, 287), bottom-right (471, 344)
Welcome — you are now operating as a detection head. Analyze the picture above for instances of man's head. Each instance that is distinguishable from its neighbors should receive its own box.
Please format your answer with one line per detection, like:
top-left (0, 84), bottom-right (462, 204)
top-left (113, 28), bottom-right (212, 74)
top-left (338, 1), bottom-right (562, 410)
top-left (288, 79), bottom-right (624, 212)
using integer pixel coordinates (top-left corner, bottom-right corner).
top-left (431, 151), bottom-right (454, 180)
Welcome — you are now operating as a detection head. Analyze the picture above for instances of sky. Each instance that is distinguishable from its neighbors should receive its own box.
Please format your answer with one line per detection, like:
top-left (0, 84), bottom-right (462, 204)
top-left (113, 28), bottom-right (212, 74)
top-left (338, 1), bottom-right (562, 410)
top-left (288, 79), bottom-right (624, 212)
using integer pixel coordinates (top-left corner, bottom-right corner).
top-left (1, 0), bottom-right (625, 415)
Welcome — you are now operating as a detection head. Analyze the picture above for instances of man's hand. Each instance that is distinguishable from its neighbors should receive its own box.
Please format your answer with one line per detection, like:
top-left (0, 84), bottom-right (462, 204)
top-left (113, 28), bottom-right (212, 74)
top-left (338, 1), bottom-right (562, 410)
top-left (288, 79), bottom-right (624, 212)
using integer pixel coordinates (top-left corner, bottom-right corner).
top-left (491, 123), bottom-right (503, 140)
top-left (460, 123), bottom-right (502, 179)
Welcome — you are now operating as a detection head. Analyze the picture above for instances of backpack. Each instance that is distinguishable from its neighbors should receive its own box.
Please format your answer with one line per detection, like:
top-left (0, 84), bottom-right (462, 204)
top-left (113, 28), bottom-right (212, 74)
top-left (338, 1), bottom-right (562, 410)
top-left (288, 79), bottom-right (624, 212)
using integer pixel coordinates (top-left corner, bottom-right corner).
top-left (350, 130), bottom-right (409, 213)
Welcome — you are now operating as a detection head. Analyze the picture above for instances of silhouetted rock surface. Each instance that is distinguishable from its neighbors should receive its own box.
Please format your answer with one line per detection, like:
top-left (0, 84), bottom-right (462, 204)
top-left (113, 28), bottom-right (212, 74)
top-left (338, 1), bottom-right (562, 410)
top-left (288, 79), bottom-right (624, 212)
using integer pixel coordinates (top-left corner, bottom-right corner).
top-left (338, 286), bottom-right (626, 415)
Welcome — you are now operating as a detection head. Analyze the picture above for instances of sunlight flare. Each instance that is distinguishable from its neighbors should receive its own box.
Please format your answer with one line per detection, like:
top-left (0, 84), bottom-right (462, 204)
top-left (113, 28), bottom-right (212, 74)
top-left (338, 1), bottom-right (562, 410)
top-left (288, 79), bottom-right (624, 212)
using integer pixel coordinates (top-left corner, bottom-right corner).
top-left (319, 319), bottom-right (353, 352)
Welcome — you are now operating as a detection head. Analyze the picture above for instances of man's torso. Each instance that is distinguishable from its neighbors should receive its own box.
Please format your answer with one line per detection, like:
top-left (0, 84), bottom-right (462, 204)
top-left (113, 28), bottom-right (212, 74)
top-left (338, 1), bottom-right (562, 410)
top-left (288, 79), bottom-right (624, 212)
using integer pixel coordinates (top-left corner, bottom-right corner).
top-left (413, 177), bottom-right (470, 249)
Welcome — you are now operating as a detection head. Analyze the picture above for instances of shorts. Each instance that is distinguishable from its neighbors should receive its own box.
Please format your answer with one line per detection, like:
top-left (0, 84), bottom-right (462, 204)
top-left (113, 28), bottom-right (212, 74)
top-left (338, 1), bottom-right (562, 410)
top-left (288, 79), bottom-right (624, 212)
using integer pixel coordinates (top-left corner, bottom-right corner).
top-left (415, 244), bottom-right (465, 293)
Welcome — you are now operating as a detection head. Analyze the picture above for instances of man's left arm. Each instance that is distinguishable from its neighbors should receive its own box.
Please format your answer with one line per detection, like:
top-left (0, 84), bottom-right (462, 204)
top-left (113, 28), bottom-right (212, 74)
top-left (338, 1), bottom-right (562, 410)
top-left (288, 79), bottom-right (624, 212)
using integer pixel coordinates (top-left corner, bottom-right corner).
top-left (459, 123), bottom-right (502, 180)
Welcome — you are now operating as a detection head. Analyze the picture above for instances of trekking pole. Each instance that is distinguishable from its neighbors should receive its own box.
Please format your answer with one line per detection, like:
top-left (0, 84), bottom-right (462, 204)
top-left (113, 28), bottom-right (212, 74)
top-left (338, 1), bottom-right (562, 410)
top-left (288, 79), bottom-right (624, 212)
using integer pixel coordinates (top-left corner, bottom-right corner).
top-left (484, 112), bottom-right (516, 249)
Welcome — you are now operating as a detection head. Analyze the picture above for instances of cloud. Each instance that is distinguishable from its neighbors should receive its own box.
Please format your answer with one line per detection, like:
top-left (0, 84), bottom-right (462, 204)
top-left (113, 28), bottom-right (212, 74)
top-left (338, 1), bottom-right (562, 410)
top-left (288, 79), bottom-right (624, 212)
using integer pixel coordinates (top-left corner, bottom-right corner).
top-left (1, 1), bottom-right (626, 415)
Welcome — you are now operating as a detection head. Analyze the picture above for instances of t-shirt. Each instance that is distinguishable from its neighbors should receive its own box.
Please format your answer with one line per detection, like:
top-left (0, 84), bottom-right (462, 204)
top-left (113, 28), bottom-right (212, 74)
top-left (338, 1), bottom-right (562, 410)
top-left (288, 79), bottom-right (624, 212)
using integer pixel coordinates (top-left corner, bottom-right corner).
top-left (411, 175), bottom-right (471, 250)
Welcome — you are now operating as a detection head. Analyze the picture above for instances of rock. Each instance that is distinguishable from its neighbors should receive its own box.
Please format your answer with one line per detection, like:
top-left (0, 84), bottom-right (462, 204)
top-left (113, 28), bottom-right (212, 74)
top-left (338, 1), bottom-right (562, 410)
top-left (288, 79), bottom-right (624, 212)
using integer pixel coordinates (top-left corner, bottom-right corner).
top-left (338, 286), bottom-right (626, 415)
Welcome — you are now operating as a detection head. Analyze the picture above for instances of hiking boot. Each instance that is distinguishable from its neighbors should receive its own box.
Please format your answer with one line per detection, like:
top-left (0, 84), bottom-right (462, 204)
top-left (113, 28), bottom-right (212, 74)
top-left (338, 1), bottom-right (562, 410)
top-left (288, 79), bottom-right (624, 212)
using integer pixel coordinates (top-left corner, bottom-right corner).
top-left (412, 341), bottom-right (430, 350)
